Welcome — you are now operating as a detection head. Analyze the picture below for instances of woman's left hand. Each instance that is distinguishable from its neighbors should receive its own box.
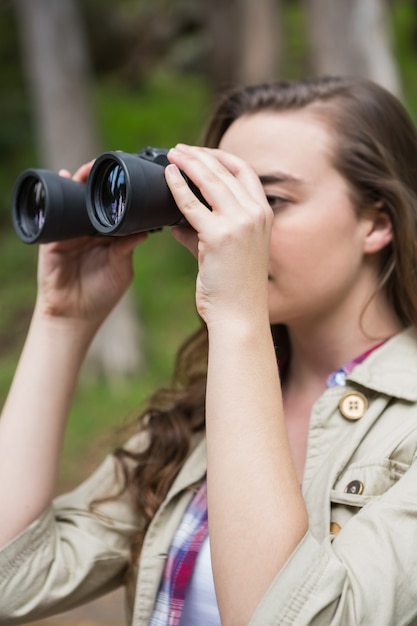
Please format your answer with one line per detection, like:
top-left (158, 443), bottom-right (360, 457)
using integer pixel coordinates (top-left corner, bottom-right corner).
top-left (165, 144), bottom-right (273, 328)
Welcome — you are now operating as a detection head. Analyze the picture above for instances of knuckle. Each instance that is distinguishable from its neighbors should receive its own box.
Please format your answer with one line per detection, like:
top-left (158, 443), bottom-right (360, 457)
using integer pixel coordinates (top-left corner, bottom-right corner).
top-left (182, 196), bottom-right (200, 212)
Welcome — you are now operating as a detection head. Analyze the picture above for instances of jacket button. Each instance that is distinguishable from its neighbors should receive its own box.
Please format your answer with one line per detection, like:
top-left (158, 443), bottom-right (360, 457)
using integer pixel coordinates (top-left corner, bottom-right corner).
top-left (339, 391), bottom-right (368, 420)
top-left (345, 480), bottom-right (364, 495)
top-left (330, 522), bottom-right (341, 535)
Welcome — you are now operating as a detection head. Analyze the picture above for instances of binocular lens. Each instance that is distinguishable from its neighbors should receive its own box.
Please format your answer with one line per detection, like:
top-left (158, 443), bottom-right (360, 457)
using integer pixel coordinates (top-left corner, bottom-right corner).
top-left (16, 177), bottom-right (47, 239)
top-left (99, 163), bottom-right (127, 227)
top-left (12, 148), bottom-right (206, 243)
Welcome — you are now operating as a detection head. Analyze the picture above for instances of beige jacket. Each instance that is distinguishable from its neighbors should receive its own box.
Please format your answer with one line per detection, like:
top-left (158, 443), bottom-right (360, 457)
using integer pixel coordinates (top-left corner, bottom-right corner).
top-left (2, 327), bottom-right (417, 625)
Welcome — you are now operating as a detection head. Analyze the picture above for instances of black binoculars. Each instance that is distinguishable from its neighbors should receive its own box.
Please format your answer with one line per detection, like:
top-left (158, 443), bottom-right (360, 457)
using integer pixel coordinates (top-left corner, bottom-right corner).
top-left (12, 147), bottom-right (204, 244)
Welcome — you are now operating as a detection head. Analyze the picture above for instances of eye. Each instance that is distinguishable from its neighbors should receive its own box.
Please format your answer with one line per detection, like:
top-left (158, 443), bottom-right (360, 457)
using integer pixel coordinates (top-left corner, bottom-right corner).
top-left (266, 195), bottom-right (290, 211)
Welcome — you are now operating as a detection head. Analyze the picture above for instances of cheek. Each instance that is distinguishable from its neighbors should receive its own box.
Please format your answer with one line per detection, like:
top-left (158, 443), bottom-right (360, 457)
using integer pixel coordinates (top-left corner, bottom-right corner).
top-left (268, 231), bottom-right (312, 285)
top-left (269, 213), bottom-right (360, 279)
top-left (269, 222), bottom-right (327, 268)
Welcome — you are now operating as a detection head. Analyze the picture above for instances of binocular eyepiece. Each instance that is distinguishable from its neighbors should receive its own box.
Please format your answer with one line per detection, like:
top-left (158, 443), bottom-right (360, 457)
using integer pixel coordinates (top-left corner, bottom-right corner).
top-left (12, 147), bottom-right (201, 244)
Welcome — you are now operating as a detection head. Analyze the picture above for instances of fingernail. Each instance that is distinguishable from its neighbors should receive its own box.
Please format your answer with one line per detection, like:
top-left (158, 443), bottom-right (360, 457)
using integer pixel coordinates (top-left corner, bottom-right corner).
top-left (165, 163), bottom-right (182, 179)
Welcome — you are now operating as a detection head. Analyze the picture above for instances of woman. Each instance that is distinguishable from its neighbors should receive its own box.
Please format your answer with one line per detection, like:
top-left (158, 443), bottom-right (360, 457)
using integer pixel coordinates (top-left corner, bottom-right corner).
top-left (1, 76), bottom-right (417, 625)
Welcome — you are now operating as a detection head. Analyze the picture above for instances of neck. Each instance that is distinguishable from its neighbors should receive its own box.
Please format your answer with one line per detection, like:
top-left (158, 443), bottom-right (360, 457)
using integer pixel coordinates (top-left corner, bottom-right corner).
top-left (281, 293), bottom-right (404, 394)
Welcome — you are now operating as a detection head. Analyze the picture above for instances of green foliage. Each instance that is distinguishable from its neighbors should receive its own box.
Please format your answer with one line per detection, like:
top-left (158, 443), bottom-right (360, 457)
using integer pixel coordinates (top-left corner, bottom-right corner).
top-left (392, 0), bottom-right (417, 119)
top-left (0, 6), bottom-right (35, 226)
top-left (96, 71), bottom-right (211, 150)
top-left (280, 0), bottom-right (311, 79)
top-left (0, 236), bottom-right (37, 394)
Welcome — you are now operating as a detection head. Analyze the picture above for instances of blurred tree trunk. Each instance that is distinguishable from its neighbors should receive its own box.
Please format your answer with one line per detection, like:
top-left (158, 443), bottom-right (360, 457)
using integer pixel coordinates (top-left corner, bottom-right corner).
top-left (13, 0), bottom-right (97, 171)
top-left (306, 0), bottom-right (402, 97)
top-left (205, 0), bottom-right (282, 92)
top-left (13, 0), bottom-right (143, 384)
top-left (238, 0), bottom-right (281, 85)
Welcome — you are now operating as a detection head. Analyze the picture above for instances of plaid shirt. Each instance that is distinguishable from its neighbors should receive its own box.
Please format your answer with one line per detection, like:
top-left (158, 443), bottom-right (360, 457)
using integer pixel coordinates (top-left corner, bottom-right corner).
top-left (149, 483), bottom-right (208, 626)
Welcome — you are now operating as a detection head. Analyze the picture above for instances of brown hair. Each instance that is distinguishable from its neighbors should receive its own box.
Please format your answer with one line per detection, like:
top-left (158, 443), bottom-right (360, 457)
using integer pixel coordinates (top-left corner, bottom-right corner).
top-left (116, 76), bottom-right (417, 563)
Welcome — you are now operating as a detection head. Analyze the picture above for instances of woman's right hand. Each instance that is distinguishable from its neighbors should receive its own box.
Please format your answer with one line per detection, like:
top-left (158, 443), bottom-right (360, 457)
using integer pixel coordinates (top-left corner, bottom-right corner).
top-left (36, 162), bottom-right (148, 329)
top-left (0, 161), bottom-right (148, 548)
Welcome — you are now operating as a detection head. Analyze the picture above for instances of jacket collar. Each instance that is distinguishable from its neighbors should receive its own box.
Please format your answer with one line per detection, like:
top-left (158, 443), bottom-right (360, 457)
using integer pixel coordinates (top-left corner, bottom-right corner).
top-left (347, 326), bottom-right (417, 401)
top-left (166, 433), bottom-right (207, 501)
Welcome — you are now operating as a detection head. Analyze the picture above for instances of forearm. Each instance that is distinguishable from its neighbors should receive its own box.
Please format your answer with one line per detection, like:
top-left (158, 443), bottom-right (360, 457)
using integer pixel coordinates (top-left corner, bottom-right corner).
top-left (164, 144), bottom-right (308, 621)
top-left (205, 316), bottom-right (308, 626)
top-left (0, 305), bottom-right (95, 547)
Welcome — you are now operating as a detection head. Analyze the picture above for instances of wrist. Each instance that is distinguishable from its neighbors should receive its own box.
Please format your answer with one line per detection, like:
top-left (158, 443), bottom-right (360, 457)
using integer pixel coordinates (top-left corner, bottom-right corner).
top-left (206, 310), bottom-right (271, 344)
top-left (31, 302), bottom-right (99, 356)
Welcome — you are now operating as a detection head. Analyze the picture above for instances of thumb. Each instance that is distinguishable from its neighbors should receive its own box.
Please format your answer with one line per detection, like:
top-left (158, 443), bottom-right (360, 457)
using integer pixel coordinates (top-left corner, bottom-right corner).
top-left (171, 225), bottom-right (199, 259)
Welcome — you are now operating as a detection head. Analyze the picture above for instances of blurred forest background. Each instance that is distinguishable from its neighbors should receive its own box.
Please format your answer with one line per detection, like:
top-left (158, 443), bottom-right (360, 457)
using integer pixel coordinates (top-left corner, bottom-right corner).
top-left (0, 0), bottom-right (416, 492)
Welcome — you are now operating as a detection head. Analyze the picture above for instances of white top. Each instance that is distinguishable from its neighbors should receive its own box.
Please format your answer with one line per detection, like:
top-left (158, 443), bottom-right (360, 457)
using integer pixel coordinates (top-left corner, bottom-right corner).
top-left (178, 536), bottom-right (221, 626)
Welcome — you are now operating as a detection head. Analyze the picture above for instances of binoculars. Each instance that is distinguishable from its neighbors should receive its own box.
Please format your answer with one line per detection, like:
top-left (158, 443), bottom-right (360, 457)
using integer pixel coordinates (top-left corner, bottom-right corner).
top-left (12, 147), bottom-right (203, 244)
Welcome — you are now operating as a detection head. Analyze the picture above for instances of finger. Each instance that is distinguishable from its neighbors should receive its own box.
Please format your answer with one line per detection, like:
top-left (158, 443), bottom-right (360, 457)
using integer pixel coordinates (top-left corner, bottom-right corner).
top-left (165, 164), bottom-right (210, 233)
top-left (109, 232), bottom-right (148, 258)
top-left (171, 224), bottom-right (199, 258)
top-left (202, 147), bottom-right (268, 203)
top-left (165, 157), bottom-right (234, 227)
top-left (168, 145), bottom-right (269, 219)
top-left (72, 160), bottom-right (95, 184)
top-left (168, 145), bottom-right (244, 212)
top-left (57, 161), bottom-right (94, 184)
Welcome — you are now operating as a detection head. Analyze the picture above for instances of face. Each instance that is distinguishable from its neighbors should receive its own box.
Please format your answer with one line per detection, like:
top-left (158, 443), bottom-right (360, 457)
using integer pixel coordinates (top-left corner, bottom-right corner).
top-left (219, 110), bottom-right (383, 330)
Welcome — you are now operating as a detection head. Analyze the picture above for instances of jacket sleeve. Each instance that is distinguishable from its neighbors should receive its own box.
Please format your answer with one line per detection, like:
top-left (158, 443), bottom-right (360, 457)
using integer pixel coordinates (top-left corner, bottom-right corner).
top-left (0, 439), bottom-right (142, 625)
top-left (249, 457), bottom-right (417, 626)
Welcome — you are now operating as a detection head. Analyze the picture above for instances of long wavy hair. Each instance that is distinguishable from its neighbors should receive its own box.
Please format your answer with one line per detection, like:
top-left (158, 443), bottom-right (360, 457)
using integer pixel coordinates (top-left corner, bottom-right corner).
top-left (116, 76), bottom-right (417, 564)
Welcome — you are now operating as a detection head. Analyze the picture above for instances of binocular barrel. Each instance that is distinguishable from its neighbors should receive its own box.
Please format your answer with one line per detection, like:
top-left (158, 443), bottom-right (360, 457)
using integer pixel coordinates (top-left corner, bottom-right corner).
top-left (87, 150), bottom-right (183, 236)
top-left (12, 169), bottom-right (95, 244)
top-left (11, 147), bottom-right (192, 244)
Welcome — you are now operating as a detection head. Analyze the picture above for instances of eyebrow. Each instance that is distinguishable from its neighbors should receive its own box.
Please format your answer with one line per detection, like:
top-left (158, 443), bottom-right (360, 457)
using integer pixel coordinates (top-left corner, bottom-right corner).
top-left (259, 173), bottom-right (303, 187)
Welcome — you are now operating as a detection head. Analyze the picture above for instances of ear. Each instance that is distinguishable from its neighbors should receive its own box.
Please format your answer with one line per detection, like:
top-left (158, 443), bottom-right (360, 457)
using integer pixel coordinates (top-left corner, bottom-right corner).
top-left (363, 203), bottom-right (393, 255)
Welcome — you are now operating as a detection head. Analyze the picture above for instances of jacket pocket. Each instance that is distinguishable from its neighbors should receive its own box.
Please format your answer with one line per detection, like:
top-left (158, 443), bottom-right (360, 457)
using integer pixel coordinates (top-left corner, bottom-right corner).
top-left (329, 458), bottom-right (408, 534)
